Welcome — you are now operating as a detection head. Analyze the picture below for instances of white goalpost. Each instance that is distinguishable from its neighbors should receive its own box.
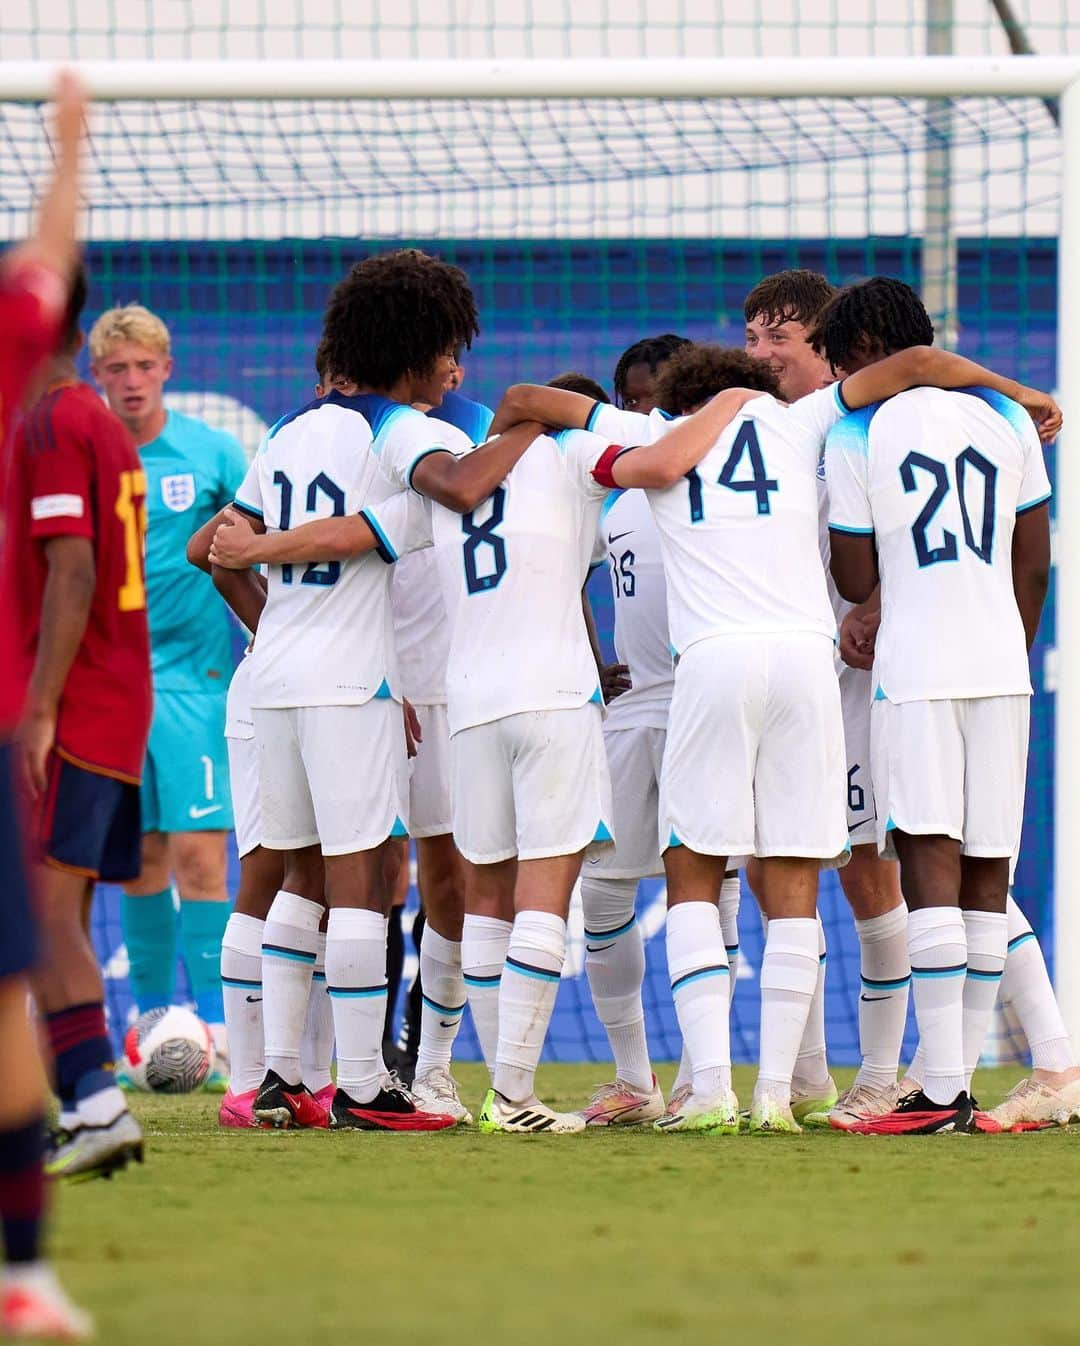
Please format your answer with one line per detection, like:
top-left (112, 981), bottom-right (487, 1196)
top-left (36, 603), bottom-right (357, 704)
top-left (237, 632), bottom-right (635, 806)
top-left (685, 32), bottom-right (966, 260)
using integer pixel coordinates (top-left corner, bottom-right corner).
top-left (2, 53), bottom-right (1078, 1046)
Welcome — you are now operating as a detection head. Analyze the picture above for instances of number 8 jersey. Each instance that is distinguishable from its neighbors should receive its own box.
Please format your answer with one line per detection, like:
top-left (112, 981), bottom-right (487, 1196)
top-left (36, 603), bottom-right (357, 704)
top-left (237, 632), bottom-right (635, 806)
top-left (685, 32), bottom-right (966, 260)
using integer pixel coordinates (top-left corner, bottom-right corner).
top-left (381, 428), bottom-right (614, 737)
top-left (825, 386), bottom-right (1052, 703)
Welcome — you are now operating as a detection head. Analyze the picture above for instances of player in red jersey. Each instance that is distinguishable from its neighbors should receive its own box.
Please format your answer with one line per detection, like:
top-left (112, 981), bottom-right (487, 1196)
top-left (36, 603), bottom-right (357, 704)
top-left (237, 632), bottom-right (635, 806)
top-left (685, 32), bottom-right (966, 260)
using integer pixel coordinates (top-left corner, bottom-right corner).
top-left (0, 72), bottom-right (96, 1342)
top-left (8, 256), bottom-right (153, 1189)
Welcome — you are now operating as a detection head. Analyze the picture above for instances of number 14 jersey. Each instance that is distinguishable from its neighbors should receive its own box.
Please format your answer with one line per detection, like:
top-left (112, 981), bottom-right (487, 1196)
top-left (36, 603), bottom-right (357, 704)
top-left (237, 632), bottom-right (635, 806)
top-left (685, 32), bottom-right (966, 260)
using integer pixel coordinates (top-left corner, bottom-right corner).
top-left (595, 388), bottom-right (844, 659)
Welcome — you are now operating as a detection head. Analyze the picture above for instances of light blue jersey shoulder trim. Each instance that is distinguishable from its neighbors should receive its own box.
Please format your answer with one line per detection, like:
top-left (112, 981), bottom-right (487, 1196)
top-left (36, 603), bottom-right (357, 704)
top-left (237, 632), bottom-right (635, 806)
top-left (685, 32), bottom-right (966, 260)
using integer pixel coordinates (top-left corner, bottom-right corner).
top-left (1017, 490), bottom-right (1052, 516)
top-left (829, 522), bottom-right (874, 536)
top-left (825, 400), bottom-right (884, 457)
top-left (954, 385), bottom-right (1031, 439)
top-left (599, 489), bottom-right (623, 522)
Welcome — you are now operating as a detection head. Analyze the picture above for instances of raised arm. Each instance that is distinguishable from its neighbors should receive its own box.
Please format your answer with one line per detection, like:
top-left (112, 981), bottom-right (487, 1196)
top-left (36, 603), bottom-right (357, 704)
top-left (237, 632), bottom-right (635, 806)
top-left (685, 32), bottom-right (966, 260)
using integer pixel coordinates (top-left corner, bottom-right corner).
top-left (608, 389), bottom-right (760, 490)
top-left (410, 420), bottom-right (545, 512)
top-left (841, 347), bottom-right (1061, 441)
top-left (15, 71), bottom-right (87, 283)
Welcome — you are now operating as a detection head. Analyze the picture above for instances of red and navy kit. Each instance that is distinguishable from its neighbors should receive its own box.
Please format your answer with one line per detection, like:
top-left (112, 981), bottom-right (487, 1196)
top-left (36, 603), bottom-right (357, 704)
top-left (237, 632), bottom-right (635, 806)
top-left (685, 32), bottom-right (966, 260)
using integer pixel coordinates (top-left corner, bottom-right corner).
top-left (8, 381), bottom-right (153, 782)
top-left (7, 381), bottom-right (153, 881)
top-left (0, 256), bottom-right (65, 976)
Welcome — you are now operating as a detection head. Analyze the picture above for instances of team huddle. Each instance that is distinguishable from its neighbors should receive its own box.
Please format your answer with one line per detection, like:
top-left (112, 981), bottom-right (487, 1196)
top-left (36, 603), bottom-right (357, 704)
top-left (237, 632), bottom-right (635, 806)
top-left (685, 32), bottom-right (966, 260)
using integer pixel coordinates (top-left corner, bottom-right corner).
top-left (3, 74), bottom-right (1077, 1346)
top-left (175, 251), bottom-right (1071, 1140)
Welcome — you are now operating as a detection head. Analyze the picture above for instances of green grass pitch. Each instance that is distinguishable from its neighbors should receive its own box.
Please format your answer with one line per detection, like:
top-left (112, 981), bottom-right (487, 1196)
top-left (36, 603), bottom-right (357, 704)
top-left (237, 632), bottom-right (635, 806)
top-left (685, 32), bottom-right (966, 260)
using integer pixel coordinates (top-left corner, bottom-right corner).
top-left (53, 1064), bottom-right (1080, 1346)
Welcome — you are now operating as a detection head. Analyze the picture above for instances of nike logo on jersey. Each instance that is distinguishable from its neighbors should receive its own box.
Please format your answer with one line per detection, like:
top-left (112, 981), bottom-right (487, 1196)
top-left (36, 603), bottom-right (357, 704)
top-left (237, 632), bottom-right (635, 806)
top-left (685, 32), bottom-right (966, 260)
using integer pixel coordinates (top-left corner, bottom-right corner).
top-left (859, 994), bottom-right (890, 1003)
top-left (586, 943), bottom-right (616, 953)
top-left (439, 1019), bottom-right (458, 1028)
top-left (246, 995), bottom-right (263, 1004)
top-left (608, 530), bottom-right (633, 544)
top-left (188, 804), bottom-right (223, 819)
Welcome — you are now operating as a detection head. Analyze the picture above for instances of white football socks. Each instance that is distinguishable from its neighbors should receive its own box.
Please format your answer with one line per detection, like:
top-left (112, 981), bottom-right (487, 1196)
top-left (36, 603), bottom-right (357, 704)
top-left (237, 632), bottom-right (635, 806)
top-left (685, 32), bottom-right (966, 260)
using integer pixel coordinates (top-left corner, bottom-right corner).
top-left (666, 902), bottom-right (731, 1098)
top-left (757, 917), bottom-right (820, 1105)
top-left (580, 874), bottom-right (652, 1093)
top-left (792, 917), bottom-right (830, 1091)
top-left (1002, 895), bottom-right (1076, 1072)
top-left (221, 912), bottom-right (265, 1094)
top-left (853, 904), bottom-right (910, 1091)
top-left (261, 891), bottom-right (322, 1086)
top-left (493, 910), bottom-right (566, 1104)
top-left (461, 914), bottom-right (512, 1077)
top-left (961, 910), bottom-right (1008, 1092)
top-left (414, 924), bottom-right (466, 1080)
top-left (325, 907), bottom-right (388, 1105)
top-left (300, 932), bottom-right (335, 1094)
top-left (908, 906), bottom-right (967, 1105)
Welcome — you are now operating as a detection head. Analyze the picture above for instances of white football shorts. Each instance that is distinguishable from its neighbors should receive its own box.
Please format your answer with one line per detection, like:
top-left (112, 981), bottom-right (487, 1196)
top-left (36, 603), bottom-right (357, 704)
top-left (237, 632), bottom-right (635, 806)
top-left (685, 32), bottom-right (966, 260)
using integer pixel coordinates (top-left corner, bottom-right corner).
top-left (839, 662), bottom-right (876, 846)
top-left (450, 704), bottom-right (614, 865)
top-left (871, 694), bottom-right (1030, 861)
top-left (660, 632), bottom-right (849, 867)
top-left (226, 734), bottom-right (261, 860)
top-left (409, 702), bottom-right (453, 839)
top-left (582, 725), bottom-right (666, 880)
top-left (253, 700), bottom-right (409, 856)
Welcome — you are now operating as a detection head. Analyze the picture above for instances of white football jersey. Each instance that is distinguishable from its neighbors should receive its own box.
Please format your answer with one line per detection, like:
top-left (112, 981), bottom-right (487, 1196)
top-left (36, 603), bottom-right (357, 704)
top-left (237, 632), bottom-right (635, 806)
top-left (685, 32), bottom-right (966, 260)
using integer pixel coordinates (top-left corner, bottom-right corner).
top-left (825, 385), bottom-right (1051, 703)
top-left (235, 393), bottom-right (438, 709)
top-left (597, 489), bottom-right (674, 730)
top-left (587, 403), bottom-right (677, 447)
top-left (388, 417), bottom-right (469, 706)
top-left (639, 389), bottom-right (845, 656)
top-left (371, 429), bottom-right (612, 736)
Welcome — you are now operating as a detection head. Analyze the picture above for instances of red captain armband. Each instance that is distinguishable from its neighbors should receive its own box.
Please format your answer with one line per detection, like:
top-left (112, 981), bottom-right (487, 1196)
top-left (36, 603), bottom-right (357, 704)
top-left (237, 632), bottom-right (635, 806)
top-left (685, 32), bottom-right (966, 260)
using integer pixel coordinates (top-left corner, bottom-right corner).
top-left (592, 444), bottom-right (627, 489)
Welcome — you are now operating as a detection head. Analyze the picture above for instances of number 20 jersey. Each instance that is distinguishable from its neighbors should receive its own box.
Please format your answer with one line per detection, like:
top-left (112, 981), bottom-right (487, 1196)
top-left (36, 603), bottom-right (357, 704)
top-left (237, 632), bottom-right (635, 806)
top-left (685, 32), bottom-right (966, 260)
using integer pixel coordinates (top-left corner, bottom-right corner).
top-left (825, 385), bottom-right (1052, 704)
top-left (235, 392), bottom-right (439, 710)
top-left (596, 389), bottom-right (845, 659)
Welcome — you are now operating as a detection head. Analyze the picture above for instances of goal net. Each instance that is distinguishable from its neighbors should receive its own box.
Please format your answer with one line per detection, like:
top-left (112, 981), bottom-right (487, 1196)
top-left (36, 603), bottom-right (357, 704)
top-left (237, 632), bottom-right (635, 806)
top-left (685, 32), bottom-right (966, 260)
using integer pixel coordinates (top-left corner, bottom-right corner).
top-left (0, 60), bottom-right (1062, 1066)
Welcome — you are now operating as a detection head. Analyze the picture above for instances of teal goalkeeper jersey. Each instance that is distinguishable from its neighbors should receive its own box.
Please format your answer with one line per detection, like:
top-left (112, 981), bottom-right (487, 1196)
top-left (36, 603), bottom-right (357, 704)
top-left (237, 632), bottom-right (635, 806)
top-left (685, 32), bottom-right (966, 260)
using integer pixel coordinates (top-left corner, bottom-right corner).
top-left (139, 409), bottom-right (248, 694)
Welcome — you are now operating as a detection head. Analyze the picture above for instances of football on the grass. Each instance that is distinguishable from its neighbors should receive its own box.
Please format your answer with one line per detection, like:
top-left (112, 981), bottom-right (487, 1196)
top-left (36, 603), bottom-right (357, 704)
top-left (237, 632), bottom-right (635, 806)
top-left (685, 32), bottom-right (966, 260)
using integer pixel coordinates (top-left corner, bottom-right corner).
top-left (122, 1006), bottom-right (214, 1093)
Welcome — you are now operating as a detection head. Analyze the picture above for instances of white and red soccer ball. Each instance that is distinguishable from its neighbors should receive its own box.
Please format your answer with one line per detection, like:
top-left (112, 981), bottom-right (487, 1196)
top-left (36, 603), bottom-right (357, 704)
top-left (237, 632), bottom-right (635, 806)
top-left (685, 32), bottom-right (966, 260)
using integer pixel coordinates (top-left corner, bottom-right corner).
top-left (122, 1006), bottom-right (213, 1093)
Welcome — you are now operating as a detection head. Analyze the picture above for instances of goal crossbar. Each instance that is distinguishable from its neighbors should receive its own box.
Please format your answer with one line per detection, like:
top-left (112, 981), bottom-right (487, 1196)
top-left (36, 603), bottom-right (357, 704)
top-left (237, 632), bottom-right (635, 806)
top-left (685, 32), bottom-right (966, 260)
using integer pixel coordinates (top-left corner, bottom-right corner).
top-left (0, 56), bottom-right (1079, 102)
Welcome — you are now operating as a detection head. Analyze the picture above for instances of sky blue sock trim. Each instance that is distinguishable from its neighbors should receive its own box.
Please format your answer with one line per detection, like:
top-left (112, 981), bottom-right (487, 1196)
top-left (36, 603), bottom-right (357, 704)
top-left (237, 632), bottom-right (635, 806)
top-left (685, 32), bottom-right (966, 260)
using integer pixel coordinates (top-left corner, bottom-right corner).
top-left (422, 994), bottom-right (466, 1016)
top-left (505, 955), bottom-right (561, 984)
top-left (583, 915), bottom-right (636, 940)
top-left (463, 972), bottom-right (502, 987)
top-left (671, 965), bottom-right (730, 993)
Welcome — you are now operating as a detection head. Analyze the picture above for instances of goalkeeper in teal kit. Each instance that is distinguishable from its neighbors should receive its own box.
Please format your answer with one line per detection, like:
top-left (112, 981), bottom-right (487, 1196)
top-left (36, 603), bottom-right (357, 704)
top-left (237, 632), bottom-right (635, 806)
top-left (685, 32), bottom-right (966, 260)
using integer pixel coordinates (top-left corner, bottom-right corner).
top-left (90, 305), bottom-right (247, 1085)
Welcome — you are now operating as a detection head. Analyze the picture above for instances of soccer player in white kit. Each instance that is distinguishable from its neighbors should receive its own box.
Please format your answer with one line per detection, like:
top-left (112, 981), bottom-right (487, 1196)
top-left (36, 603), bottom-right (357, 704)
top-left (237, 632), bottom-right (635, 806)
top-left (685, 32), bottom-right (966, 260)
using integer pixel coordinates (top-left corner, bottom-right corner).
top-left (217, 252), bottom-right (535, 1132)
top-left (215, 415), bottom-right (620, 1133)
top-left (744, 269), bottom-right (911, 1128)
top-left (497, 334), bottom-right (1062, 1132)
top-left (822, 278), bottom-right (1056, 1134)
top-left (391, 389), bottom-right (497, 1125)
top-left (575, 344), bottom-right (696, 1127)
